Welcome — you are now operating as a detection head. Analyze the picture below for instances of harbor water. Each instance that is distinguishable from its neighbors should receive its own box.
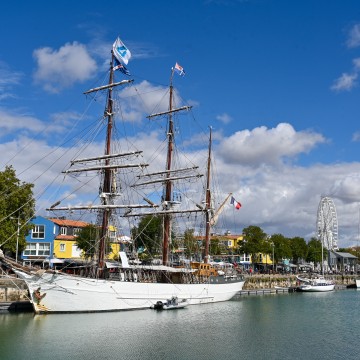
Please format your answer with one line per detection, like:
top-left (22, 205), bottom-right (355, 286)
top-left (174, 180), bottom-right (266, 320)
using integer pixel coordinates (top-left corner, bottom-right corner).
top-left (0, 290), bottom-right (359, 360)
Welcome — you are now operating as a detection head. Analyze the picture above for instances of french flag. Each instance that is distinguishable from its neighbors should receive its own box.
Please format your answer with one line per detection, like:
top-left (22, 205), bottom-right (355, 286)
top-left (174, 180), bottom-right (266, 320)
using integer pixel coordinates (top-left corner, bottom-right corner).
top-left (230, 196), bottom-right (241, 210)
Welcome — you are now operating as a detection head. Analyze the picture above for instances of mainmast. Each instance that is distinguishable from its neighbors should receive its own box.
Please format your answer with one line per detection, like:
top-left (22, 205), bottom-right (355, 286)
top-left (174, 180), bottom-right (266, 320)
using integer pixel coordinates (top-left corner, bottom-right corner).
top-left (162, 70), bottom-right (176, 266)
top-left (146, 69), bottom-right (194, 266)
top-left (204, 128), bottom-right (212, 264)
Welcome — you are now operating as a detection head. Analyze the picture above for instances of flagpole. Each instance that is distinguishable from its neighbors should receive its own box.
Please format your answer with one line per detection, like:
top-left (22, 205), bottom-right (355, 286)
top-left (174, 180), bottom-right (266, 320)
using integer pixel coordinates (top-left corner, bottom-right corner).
top-left (170, 65), bottom-right (175, 87)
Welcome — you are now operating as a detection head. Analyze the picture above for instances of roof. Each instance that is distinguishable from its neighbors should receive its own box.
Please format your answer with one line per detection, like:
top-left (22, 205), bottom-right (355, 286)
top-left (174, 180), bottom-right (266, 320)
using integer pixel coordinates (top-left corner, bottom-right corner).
top-left (196, 235), bottom-right (242, 240)
top-left (49, 218), bottom-right (89, 227)
top-left (55, 235), bottom-right (77, 241)
top-left (333, 251), bottom-right (358, 259)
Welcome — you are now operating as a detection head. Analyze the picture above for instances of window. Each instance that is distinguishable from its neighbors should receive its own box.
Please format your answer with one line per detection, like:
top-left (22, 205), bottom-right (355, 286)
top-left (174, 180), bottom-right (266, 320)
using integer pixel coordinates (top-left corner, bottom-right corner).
top-left (32, 225), bottom-right (45, 239)
top-left (73, 228), bottom-right (81, 236)
top-left (60, 227), bottom-right (67, 235)
top-left (24, 243), bottom-right (37, 256)
top-left (24, 243), bottom-right (50, 256)
top-left (239, 254), bottom-right (250, 262)
top-left (60, 243), bottom-right (66, 252)
top-left (38, 243), bottom-right (50, 256)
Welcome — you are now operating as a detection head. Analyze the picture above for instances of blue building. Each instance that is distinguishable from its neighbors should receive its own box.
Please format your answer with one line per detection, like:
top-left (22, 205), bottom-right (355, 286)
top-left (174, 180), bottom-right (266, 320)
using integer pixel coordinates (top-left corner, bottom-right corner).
top-left (21, 216), bottom-right (55, 267)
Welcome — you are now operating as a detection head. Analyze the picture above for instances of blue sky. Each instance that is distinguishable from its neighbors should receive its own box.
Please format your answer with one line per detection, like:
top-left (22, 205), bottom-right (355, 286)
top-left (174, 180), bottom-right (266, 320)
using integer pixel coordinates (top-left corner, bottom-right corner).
top-left (2, 0), bottom-right (360, 248)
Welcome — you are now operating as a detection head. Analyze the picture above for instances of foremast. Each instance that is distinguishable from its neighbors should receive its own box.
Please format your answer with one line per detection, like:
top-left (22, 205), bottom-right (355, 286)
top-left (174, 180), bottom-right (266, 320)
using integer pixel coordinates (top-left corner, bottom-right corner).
top-left (46, 51), bottom-right (144, 276)
top-left (97, 52), bottom-right (115, 273)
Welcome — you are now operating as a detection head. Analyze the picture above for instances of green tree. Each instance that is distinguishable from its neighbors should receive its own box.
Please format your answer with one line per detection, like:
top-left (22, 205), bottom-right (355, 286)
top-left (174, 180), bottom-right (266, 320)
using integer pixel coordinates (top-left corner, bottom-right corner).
top-left (131, 215), bottom-right (163, 256)
top-left (290, 236), bottom-right (308, 264)
top-left (0, 166), bottom-right (35, 257)
top-left (270, 234), bottom-right (292, 264)
top-left (183, 228), bottom-right (198, 258)
top-left (76, 224), bottom-right (100, 259)
top-left (306, 237), bottom-right (325, 265)
top-left (238, 225), bottom-right (267, 263)
top-left (210, 239), bottom-right (222, 255)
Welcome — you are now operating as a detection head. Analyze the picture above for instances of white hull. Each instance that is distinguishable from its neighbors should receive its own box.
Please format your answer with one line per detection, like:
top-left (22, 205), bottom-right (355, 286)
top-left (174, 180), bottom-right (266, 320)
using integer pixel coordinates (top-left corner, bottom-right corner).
top-left (15, 270), bottom-right (244, 313)
top-left (296, 275), bottom-right (335, 292)
top-left (297, 284), bottom-right (335, 292)
top-left (356, 279), bottom-right (360, 288)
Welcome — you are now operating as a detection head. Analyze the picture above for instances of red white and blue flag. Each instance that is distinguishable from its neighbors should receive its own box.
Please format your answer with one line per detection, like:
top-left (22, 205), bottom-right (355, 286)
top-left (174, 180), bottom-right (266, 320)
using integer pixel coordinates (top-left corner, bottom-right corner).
top-left (174, 62), bottom-right (185, 76)
top-left (230, 196), bottom-right (241, 210)
top-left (113, 57), bottom-right (130, 76)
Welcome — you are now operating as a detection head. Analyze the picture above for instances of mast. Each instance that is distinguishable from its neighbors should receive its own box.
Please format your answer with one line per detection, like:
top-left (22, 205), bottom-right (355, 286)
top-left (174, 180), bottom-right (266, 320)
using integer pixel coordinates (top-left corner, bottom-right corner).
top-left (204, 128), bottom-right (212, 264)
top-left (162, 69), bottom-right (176, 266)
top-left (98, 52), bottom-right (115, 274)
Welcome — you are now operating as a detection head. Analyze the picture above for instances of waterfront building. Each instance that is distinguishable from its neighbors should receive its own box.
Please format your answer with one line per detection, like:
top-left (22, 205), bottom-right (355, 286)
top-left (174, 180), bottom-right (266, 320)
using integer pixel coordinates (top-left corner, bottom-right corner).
top-left (328, 251), bottom-right (358, 273)
top-left (21, 216), bottom-right (128, 267)
top-left (50, 218), bottom-right (90, 261)
top-left (21, 216), bottom-right (56, 267)
top-left (195, 231), bottom-right (275, 270)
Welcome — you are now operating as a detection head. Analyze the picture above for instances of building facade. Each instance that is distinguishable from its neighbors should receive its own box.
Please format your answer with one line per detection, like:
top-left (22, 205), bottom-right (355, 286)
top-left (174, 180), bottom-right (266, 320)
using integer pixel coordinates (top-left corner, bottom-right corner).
top-left (22, 216), bottom-right (56, 267)
top-left (21, 216), bottom-right (127, 267)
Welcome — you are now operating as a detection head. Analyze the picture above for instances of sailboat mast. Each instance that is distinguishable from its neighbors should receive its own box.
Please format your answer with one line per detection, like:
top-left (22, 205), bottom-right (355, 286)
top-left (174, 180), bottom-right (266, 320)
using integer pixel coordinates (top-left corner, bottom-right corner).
top-left (98, 52), bottom-right (115, 272)
top-left (162, 71), bottom-right (175, 266)
top-left (204, 128), bottom-right (212, 264)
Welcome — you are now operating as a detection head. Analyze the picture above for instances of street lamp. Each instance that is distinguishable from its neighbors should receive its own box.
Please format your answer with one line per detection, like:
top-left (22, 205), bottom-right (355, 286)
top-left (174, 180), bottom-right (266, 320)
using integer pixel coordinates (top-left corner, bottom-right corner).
top-left (10, 215), bottom-right (20, 263)
top-left (271, 242), bottom-right (275, 273)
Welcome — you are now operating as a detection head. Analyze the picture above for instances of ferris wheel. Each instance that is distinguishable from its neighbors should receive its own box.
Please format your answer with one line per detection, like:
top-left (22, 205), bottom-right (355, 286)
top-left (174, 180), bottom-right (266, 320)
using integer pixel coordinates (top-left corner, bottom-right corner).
top-left (316, 196), bottom-right (338, 250)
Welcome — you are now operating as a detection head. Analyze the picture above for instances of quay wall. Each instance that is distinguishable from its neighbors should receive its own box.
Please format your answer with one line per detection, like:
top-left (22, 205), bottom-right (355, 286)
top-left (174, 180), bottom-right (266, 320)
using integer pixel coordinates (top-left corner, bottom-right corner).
top-left (243, 274), bottom-right (357, 290)
top-left (0, 278), bottom-right (29, 302)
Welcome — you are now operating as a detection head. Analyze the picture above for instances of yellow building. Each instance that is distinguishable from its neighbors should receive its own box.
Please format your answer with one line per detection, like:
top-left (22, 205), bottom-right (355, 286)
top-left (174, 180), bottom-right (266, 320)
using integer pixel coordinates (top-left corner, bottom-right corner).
top-left (51, 218), bottom-right (89, 259)
top-left (51, 220), bottom-right (127, 260)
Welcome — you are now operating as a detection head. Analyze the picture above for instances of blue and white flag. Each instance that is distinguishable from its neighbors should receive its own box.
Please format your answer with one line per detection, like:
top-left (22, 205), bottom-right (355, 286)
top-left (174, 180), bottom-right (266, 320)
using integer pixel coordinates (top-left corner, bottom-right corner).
top-left (113, 57), bottom-right (131, 76)
top-left (113, 37), bottom-right (131, 65)
top-left (174, 62), bottom-right (185, 76)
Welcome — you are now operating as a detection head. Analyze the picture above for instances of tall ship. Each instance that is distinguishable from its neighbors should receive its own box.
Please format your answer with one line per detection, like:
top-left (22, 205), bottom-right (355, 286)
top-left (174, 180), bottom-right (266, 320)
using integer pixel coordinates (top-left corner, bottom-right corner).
top-left (1, 38), bottom-right (245, 313)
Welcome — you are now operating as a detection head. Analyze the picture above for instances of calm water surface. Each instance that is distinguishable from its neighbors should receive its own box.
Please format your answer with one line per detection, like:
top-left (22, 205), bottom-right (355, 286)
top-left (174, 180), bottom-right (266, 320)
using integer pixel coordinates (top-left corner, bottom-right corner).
top-left (0, 290), bottom-right (359, 360)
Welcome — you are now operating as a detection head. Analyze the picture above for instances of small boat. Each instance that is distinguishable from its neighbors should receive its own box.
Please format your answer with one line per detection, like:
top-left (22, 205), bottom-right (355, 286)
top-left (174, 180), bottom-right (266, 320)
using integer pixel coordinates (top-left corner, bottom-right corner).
top-left (296, 275), bottom-right (335, 292)
top-left (151, 297), bottom-right (188, 310)
top-left (356, 279), bottom-right (360, 288)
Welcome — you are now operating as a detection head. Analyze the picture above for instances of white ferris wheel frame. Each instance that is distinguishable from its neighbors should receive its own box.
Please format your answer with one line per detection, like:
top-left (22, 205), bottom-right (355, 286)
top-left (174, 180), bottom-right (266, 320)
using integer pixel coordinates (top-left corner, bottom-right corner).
top-left (316, 196), bottom-right (338, 250)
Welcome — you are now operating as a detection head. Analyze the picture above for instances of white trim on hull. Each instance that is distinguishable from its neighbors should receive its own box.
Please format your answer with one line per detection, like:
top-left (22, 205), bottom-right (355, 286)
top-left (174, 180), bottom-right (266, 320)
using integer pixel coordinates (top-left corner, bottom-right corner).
top-left (14, 270), bottom-right (244, 313)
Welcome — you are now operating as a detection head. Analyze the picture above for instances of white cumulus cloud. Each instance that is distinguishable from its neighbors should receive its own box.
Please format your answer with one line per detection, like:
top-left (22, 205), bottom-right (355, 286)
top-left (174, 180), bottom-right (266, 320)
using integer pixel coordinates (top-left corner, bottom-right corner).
top-left (33, 42), bottom-right (97, 93)
top-left (217, 123), bottom-right (326, 166)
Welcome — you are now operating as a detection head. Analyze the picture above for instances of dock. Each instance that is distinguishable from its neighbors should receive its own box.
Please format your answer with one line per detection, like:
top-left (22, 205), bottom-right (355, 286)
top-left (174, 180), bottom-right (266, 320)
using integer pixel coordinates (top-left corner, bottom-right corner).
top-left (0, 300), bottom-right (33, 312)
top-left (237, 284), bottom-right (349, 296)
top-left (238, 287), bottom-right (297, 296)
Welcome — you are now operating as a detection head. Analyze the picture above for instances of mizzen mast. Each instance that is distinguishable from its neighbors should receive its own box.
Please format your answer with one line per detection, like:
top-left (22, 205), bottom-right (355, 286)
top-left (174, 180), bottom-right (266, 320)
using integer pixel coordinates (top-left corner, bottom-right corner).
top-left (204, 127), bottom-right (212, 264)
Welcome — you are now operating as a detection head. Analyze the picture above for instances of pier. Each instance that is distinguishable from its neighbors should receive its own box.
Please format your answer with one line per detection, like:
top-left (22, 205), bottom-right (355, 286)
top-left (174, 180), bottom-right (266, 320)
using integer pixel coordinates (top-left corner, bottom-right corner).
top-left (237, 283), bottom-right (348, 296)
top-left (238, 287), bottom-right (297, 296)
